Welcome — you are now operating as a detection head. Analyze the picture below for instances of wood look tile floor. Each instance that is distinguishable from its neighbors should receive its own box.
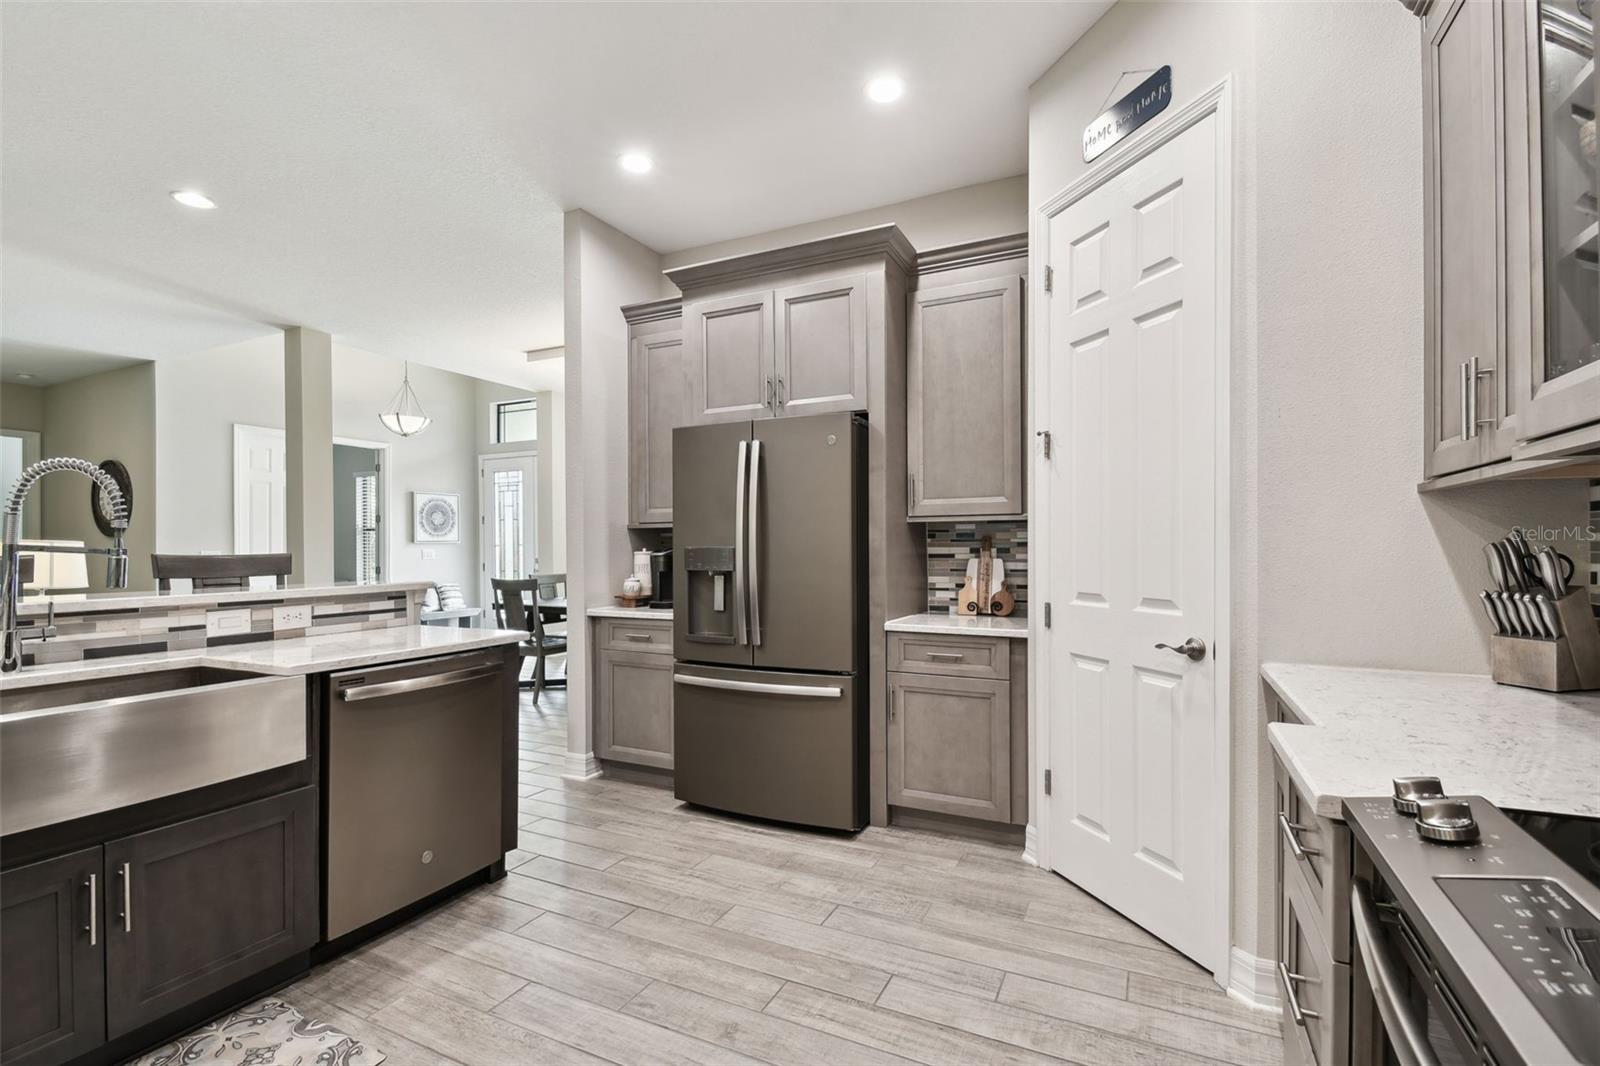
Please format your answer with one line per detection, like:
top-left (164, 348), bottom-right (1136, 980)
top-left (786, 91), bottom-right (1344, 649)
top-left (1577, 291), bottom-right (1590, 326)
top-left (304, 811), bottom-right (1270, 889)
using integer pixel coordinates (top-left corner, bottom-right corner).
top-left (281, 692), bottom-right (1282, 1065)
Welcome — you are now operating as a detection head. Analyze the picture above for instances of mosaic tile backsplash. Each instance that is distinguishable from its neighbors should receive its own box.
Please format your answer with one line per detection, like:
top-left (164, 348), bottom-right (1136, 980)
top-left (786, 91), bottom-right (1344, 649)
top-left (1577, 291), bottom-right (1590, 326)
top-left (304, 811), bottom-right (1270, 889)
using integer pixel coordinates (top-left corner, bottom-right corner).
top-left (925, 521), bottom-right (1028, 615)
top-left (18, 589), bottom-right (418, 667)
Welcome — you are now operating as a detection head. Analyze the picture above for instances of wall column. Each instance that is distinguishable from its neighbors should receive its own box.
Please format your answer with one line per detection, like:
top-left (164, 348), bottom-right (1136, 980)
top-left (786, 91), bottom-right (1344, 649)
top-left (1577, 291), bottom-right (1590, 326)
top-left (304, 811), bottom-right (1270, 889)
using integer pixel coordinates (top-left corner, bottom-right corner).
top-left (284, 327), bottom-right (335, 585)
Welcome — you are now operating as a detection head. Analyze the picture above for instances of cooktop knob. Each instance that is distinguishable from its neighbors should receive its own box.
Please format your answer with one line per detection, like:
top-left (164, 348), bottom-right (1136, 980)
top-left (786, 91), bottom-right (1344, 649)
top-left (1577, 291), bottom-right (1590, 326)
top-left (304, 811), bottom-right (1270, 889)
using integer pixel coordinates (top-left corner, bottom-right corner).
top-left (1392, 776), bottom-right (1445, 816)
top-left (1415, 797), bottom-right (1480, 844)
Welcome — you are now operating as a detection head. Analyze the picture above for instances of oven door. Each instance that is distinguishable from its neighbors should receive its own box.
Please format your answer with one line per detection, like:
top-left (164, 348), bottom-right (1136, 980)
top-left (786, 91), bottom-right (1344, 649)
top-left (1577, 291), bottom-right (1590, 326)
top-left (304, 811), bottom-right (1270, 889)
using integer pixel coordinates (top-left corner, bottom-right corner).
top-left (1350, 878), bottom-right (1482, 1066)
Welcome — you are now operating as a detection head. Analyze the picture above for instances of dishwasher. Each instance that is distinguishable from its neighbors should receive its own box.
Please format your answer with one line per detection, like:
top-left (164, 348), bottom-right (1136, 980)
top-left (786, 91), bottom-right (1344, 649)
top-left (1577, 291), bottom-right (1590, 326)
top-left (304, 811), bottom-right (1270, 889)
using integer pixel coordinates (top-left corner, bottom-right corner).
top-left (324, 650), bottom-right (506, 940)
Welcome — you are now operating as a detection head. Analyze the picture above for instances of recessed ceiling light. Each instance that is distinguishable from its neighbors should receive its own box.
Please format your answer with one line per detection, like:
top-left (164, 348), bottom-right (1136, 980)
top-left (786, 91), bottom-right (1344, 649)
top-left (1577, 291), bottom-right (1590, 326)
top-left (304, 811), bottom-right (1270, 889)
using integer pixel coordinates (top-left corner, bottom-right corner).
top-left (618, 152), bottom-right (653, 175)
top-left (14, 372), bottom-right (35, 381)
top-left (170, 189), bottom-right (216, 209)
top-left (865, 74), bottom-right (905, 104)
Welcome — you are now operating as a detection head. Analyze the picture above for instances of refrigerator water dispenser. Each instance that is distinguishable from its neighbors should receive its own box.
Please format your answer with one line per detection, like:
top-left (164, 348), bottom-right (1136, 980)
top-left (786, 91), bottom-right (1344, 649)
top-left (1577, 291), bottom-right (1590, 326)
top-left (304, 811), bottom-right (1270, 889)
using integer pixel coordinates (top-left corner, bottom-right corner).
top-left (683, 545), bottom-right (737, 644)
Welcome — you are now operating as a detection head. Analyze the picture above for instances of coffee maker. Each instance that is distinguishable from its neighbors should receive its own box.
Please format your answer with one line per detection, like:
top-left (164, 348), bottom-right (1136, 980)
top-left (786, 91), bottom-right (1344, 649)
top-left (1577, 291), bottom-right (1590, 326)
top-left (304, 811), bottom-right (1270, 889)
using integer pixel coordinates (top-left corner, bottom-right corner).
top-left (647, 549), bottom-right (672, 608)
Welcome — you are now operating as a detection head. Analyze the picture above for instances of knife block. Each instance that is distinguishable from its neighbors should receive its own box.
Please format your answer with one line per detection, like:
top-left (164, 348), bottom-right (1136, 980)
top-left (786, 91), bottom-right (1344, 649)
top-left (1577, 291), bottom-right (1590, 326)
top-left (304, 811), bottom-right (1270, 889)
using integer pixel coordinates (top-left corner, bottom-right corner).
top-left (1490, 588), bottom-right (1600, 692)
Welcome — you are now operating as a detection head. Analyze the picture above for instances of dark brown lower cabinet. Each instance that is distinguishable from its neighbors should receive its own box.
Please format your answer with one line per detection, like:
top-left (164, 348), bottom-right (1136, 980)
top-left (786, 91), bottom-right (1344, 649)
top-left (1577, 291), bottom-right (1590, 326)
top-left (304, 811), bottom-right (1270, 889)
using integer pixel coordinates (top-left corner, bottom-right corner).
top-left (0, 846), bottom-right (105, 1066)
top-left (103, 787), bottom-right (318, 1038)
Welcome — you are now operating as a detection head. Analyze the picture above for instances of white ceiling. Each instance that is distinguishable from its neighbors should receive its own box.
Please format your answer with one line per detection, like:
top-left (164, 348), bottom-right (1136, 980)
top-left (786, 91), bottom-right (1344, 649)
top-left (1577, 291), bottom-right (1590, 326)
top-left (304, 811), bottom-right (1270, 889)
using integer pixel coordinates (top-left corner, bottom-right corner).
top-left (1, 2), bottom-right (1108, 388)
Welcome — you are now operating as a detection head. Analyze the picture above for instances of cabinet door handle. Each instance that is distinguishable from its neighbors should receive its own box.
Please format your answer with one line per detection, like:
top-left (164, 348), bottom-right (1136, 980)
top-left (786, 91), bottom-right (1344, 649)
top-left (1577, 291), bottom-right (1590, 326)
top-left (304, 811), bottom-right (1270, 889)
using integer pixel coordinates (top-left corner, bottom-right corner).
top-left (776, 376), bottom-right (786, 408)
top-left (1278, 811), bottom-right (1322, 859)
top-left (622, 633), bottom-right (654, 643)
top-left (1277, 963), bottom-right (1322, 1026)
top-left (1459, 361), bottom-right (1473, 442)
top-left (84, 874), bottom-right (97, 946)
top-left (119, 862), bottom-right (132, 933)
top-left (926, 652), bottom-right (965, 663)
top-left (765, 376), bottom-right (775, 412)
top-left (1473, 358), bottom-right (1495, 430)
top-left (889, 690), bottom-right (895, 721)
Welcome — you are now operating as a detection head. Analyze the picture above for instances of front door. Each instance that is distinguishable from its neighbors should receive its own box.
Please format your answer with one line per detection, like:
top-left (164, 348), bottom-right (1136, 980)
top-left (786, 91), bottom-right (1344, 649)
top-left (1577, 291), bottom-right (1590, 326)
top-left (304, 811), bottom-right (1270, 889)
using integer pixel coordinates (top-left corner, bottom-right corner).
top-left (479, 453), bottom-right (537, 611)
top-left (1040, 108), bottom-right (1224, 973)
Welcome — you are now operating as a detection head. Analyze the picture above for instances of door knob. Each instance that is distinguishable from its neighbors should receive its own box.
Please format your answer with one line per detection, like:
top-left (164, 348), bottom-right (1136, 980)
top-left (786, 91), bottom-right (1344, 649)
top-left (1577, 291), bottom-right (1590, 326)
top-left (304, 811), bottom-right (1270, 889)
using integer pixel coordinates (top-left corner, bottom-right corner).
top-left (1154, 637), bottom-right (1207, 662)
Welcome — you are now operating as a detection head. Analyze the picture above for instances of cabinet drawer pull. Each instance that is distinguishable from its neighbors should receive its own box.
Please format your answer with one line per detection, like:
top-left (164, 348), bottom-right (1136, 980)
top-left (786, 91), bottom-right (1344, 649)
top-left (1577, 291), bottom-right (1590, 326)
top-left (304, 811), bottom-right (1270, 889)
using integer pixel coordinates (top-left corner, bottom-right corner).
top-left (622, 633), bottom-right (655, 643)
top-left (119, 862), bottom-right (132, 932)
top-left (1277, 963), bottom-right (1321, 1026)
top-left (1278, 812), bottom-right (1321, 859)
top-left (926, 652), bottom-right (965, 663)
top-left (84, 874), bottom-right (97, 946)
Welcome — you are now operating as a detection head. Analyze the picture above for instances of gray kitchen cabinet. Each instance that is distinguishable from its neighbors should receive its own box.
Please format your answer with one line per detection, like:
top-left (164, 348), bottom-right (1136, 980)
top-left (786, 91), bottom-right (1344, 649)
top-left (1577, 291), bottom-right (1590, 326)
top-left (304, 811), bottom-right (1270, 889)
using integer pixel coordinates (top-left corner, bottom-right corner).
top-left (594, 617), bottom-right (674, 770)
top-left (886, 631), bottom-right (1028, 826)
top-left (772, 273), bottom-right (869, 416)
top-left (628, 312), bottom-right (690, 527)
top-left (1, 846), bottom-right (105, 1066)
top-left (907, 272), bottom-right (1024, 518)
top-left (685, 288), bottom-right (775, 424)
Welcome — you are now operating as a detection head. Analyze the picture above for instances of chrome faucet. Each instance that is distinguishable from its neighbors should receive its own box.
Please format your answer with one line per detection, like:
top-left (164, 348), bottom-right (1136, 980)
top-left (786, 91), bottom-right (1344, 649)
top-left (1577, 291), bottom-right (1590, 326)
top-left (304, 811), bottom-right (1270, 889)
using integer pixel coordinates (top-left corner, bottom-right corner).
top-left (1, 457), bottom-right (129, 672)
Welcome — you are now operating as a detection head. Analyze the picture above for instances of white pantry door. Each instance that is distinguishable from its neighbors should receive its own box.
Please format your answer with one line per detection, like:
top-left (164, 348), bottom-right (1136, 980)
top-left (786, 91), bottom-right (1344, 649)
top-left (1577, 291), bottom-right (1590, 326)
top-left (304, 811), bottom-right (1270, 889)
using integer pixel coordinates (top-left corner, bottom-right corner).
top-left (233, 425), bottom-right (287, 554)
top-left (1041, 109), bottom-right (1223, 973)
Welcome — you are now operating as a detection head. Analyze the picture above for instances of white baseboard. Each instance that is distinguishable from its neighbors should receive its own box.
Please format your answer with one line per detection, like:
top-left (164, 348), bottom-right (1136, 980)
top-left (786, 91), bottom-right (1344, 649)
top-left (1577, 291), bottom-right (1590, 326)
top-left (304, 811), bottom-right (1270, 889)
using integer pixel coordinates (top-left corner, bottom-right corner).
top-left (1022, 823), bottom-right (1040, 867)
top-left (1226, 947), bottom-right (1281, 1013)
top-left (562, 751), bottom-right (602, 780)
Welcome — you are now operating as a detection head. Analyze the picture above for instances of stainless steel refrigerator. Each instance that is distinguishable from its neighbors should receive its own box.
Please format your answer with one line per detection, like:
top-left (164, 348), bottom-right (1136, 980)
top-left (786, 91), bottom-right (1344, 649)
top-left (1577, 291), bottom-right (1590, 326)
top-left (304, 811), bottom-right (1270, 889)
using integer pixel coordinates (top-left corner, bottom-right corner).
top-left (672, 410), bottom-right (866, 831)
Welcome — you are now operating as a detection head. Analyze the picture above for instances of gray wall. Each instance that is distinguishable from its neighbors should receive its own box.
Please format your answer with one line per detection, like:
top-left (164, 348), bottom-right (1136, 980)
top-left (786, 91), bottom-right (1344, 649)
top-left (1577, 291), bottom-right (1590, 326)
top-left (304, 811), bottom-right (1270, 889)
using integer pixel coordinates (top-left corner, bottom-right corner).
top-left (332, 444), bottom-right (378, 582)
top-left (0, 382), bottom-right (46, 433)
top-left (1029, 0), bottom-right (1591, 972)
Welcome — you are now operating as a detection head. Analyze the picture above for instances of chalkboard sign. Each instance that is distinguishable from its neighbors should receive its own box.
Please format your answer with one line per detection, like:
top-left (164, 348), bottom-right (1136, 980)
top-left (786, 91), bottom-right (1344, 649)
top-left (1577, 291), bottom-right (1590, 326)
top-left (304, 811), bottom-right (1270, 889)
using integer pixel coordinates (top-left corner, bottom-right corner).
top-left (1083, 66), bottom-right (1173, 163)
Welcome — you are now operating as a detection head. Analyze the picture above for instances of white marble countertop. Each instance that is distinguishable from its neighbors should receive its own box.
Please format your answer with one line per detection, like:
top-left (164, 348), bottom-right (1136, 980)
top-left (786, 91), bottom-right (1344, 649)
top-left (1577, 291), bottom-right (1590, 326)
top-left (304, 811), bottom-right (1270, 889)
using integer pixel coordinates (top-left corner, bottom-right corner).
top-left (0, 626), bottom-right (526, 691)
top-left (885, 612), bottom-right (1029, 639)
top-left (15, 580), bottom-right (431, 616)
top-left (587, 606), bottom-right (674, 620)
top-left (1263, 661), bottom-right (1600, 820)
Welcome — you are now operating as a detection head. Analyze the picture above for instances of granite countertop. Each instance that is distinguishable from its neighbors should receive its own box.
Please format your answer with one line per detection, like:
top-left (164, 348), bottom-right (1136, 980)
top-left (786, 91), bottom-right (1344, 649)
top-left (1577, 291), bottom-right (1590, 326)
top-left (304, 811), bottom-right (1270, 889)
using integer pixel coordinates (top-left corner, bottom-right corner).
top-left (885, 612), bottom-right (1029, 639)
top-left (1263, 661), bottom-right (1600, 821)
top-left (587, 605), bottom-right (674, 620)
top-left (15, 580), bottom-right (431, 616)
top-left (0, 626), bottom-right (527, 692)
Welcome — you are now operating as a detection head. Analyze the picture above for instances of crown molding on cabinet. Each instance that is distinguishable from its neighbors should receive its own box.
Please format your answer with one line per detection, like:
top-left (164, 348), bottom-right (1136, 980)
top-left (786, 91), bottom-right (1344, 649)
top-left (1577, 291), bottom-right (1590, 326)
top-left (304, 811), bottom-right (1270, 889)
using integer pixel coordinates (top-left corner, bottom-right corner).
top-left (914, 232), bottom-right (1028, 275)
top-left (663, 223), bottom-right (918, 292)
top-left (620, 297), bottom-right (684, 325)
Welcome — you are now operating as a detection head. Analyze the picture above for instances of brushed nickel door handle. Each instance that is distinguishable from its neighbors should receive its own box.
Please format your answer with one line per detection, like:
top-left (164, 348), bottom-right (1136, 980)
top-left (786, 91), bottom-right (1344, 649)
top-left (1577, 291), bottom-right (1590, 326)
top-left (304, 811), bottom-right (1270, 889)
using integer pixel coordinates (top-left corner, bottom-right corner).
top-left (1154, 637), bottom-right (1207, 662)
top-left (119, 862), bottom-right (132, 933)
top-left (84, 874), bottom-right (97, 946)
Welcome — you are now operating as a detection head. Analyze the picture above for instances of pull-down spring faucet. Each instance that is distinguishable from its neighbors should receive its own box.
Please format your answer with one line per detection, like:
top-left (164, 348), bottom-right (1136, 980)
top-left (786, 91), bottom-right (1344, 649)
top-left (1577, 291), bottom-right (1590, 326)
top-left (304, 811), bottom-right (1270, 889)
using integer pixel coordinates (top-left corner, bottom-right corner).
top-left (0, 457), bottom-right (130, 672)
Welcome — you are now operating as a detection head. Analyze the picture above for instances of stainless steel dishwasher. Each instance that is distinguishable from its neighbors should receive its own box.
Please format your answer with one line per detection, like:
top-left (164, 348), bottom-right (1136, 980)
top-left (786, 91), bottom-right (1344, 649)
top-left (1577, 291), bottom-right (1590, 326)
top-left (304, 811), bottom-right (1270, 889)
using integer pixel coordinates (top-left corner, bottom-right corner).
top-left (325, 650), bottom-right (505, 940)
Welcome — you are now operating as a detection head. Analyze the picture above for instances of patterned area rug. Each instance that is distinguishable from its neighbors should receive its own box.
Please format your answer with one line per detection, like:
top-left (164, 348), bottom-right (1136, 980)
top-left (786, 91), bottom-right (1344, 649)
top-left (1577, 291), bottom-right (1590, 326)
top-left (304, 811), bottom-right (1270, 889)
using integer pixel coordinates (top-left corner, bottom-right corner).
top-left (130, 998), bottom-right (386, 1066)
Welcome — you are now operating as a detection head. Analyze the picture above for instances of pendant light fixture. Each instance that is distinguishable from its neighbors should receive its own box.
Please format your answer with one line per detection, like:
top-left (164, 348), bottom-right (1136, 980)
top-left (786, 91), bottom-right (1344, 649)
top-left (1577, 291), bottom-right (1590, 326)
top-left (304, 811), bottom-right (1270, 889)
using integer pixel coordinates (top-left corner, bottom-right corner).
top-left (378, 361), bottom-right (431, 437)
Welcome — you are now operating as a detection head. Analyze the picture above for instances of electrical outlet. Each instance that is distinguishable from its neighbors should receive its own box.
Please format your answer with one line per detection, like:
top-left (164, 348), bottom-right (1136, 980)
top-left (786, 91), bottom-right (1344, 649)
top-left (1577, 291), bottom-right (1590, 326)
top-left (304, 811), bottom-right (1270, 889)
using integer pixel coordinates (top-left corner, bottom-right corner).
top-left (272, 605), bottom-right (312, 631)
top-left (205, 608), bottom-right (252, 639)
top-left (421, 548), bottom-right (437, 561)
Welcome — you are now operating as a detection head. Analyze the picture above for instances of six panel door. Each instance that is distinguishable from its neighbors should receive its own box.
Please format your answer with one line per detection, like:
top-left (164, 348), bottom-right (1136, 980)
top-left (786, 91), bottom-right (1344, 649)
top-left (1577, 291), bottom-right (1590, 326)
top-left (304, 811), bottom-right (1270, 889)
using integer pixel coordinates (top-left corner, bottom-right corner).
top-left (103, 788), bottom-right (317, 1038)
top-left (887, 672), bottom-right (1011, 822)
top-left (0, 846), bottom-right (105, 1066)
top-left (629, 327), bottom-right (690, 525)
top-left (596, 648), bottom-right (675, 769)
top-left (772, 273), bottom-right (869, 417)
top-left (686, 289), bottom-right (775, 423)
top-left (908, 274), bottom-right (1024, 517)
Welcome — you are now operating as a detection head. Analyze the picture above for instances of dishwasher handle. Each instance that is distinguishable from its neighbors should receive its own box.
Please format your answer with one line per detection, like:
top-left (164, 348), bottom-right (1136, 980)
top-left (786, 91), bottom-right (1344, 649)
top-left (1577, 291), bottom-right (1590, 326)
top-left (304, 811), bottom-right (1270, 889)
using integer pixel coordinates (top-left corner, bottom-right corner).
top-left (340, 664), bottom-right (502, 702)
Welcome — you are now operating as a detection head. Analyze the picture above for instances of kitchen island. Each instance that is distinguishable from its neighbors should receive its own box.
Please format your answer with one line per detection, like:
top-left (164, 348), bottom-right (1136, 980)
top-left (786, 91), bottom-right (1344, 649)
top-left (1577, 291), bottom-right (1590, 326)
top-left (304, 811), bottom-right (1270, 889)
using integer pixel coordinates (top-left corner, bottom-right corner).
top-left (0, 582), bottom-right (527, 1066)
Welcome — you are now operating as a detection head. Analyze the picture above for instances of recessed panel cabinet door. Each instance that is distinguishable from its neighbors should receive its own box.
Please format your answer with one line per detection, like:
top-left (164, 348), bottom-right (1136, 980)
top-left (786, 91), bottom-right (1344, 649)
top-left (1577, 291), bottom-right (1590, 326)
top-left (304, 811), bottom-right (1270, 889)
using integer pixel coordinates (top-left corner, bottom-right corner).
top-left (887, 672), bottom-right (1010, 822)
top-left (103, 788), bottom-right (318, 1038)
top-left (596, 649), bottom-right (674, 769)
top-left (908, 275), bottom-right (1024, 517)
top-left (629, 327), bottom-right (689, 525)
top-left (1, 846), bottom-right (105, 1066)
top-left (687, 290), bottom-right (774, 423)
top-left (773, 273), bottom-right (869, 417)
top-left (1423, 0), bottom-right (1507, 476)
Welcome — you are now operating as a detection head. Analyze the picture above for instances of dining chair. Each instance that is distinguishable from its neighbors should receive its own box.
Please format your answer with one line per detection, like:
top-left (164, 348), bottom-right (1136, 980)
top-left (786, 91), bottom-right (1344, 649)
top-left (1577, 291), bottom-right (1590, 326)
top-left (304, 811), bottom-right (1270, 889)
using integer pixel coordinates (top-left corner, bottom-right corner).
top-left (151, 553), bottom-right (293, 592)
top-left (490, 577), bottom-right (567, 702)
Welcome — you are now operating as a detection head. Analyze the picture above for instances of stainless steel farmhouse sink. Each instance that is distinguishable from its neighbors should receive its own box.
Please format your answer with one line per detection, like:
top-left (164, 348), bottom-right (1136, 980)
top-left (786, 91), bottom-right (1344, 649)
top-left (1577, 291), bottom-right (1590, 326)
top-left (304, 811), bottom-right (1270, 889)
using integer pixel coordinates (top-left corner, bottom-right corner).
top-left (0, 668), bottom-right (307, 835)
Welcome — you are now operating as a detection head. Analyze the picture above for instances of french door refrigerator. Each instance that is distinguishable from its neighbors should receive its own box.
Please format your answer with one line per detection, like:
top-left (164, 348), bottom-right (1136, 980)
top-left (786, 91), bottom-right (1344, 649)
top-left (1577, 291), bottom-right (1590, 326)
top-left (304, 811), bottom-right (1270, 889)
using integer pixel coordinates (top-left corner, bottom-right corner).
top-left (672, 410), bottom-right (866, 831)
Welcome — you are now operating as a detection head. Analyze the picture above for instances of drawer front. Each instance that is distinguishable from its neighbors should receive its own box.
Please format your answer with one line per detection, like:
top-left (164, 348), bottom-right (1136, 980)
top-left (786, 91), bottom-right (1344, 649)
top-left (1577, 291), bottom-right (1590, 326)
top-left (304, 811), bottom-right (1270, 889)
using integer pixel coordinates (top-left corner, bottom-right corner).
top-left (599, 618), bottom-right (673, 655)
top-left (1279, 862), bottom-right (1351, 1066)
top-left (888, 633), bottom-right (1009, 679)
top-left (1275, 759), bottom-right (1351, 963)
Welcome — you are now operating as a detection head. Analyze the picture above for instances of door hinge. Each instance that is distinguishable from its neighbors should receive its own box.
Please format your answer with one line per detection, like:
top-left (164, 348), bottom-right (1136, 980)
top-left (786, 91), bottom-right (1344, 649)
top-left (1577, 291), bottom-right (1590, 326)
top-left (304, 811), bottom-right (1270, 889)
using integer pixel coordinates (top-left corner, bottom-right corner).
top-left (1044, 769), bottom-right (1052, 796)
top-left (1043, 602), bottom-right (1052, 629)
top-left (1036, 429), bottom-right (1051, 459)
top-left (1044, 265), bottom-right (1054, 293)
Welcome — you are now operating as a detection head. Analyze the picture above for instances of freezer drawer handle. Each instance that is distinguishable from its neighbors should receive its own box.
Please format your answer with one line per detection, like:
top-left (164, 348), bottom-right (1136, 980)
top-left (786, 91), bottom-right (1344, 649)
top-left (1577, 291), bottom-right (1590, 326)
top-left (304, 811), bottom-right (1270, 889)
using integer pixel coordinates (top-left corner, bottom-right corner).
top-left (340, 664), bottom-right (502, 702)
top-left (674, 674), bottom-right (842, 699)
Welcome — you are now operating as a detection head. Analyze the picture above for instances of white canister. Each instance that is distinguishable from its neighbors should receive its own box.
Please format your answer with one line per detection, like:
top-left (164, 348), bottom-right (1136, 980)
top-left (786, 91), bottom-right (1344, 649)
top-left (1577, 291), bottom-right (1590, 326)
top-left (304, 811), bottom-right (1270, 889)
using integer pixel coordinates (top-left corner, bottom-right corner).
top-left (632, 550), bottom-right (653, 595)
top-left (622, 576), bottom-right (643, 598)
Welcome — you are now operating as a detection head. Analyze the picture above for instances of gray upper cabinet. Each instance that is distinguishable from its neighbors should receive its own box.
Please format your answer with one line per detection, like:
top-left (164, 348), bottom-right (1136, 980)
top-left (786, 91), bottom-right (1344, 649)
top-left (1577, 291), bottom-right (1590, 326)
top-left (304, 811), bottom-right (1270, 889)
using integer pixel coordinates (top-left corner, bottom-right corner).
top-left (773, 273), bottom-right (869, 416)
top-left (686, 289), bottom-right (775, 423)
top-left (908, 273), bottom-right (1024, 518)
top-left (629, 325), bottom-right (689, 527)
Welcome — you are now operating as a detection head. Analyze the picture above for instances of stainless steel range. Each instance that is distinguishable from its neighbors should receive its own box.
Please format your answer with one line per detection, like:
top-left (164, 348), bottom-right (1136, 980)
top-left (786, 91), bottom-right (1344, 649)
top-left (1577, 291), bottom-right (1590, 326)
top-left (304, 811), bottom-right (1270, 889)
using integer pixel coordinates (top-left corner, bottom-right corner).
top-left (1344, 783), bottom-right (1600, 1066)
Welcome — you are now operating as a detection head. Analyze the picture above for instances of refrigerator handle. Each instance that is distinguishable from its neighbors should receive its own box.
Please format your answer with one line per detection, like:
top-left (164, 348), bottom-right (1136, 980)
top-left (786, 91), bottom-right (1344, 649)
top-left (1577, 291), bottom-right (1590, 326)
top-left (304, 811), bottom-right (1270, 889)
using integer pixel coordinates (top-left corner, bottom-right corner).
top-left (734, 439), bottom-right (749, 645)
top-left (748, 439), bottom-right (762, 647)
